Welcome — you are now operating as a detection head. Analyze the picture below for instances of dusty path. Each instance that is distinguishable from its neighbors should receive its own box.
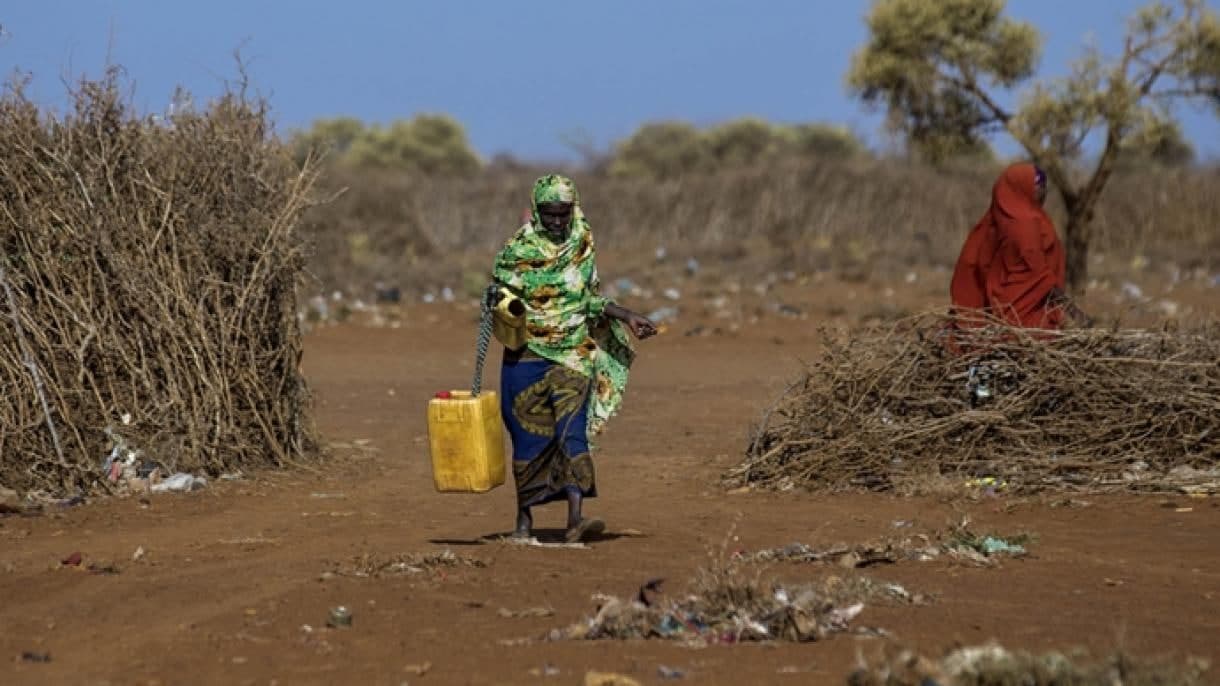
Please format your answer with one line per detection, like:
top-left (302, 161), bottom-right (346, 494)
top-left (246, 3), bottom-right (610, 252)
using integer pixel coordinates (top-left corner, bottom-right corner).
top-left (2, 302), bottom-right (1218, 685)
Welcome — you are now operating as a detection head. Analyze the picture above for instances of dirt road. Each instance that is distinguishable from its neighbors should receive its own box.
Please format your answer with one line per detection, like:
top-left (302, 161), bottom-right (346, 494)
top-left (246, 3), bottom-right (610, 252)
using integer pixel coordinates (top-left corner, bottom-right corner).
top-left (2, 297), bottom-right (1218, 685)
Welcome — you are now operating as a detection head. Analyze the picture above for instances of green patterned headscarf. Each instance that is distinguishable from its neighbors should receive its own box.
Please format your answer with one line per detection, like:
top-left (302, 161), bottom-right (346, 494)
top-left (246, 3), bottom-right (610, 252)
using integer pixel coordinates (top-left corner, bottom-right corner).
top-left (492, 175), bottom-right (634, 438)
top-left (530, 173), bottom-right (583, 229)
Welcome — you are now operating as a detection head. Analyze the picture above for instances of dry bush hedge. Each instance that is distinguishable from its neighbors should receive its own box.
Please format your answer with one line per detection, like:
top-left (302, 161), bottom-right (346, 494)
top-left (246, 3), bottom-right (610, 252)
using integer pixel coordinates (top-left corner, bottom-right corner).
top-left (301, 158), bottom-right (1220, 296)
top-left (728, 312), bottom-right (1220, 494)
top-left (0, 70), bottom-right (319, 497)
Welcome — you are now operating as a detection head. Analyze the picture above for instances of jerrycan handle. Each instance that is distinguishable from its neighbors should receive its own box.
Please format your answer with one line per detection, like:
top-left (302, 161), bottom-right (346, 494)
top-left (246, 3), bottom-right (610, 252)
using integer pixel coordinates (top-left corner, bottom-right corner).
top-left (471, 283), bottom-right (497, 396)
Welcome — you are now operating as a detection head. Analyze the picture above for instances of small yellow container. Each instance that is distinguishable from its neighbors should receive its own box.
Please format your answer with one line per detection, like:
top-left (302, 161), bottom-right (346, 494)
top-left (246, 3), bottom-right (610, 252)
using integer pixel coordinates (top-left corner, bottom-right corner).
top-left (427, 390), bottom-right (506, 493)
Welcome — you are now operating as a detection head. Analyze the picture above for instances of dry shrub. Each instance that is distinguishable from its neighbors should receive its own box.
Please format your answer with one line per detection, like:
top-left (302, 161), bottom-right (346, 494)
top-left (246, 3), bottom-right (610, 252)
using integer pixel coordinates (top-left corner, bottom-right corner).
top-left (0, 69), bottom-right (318, 497)
top-left (300, 158), bottom-right (1220, 297)
top-left (728, 312), bottom-right (1220, 493)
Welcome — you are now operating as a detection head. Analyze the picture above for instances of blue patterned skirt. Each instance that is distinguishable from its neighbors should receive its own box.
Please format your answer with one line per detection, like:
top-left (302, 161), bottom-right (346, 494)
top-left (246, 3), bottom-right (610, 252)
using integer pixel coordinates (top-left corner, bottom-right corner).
top-left (500, 356), bottom-right (596, 508)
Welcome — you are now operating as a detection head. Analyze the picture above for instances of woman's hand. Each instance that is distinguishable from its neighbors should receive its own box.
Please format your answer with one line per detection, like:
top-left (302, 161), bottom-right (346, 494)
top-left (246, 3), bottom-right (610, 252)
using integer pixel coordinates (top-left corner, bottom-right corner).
top-left (605, 303), bottom-right (657, 340)
top-left (624, 312), bottom-right (658, 339)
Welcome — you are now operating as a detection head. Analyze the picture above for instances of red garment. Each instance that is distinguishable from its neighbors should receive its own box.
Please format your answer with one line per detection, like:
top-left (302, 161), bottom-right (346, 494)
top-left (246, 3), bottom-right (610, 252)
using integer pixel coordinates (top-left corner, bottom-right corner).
top-left (950, 163), bottom-right (1066, 329)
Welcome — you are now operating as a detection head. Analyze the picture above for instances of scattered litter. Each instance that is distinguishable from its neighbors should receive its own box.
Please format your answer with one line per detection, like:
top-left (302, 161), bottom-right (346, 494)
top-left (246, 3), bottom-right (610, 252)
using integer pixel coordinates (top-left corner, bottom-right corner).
top-left (501, 536), bottom-right (589, 550)
top-left (328, 549), bottom-right (487, 578)
top-left (1120, 281), bottom-right (1145, 300)
top-left (851, 641), bottom-right (1211, 685)
top-left (737, 541), bottom-right (906, 568)
top-left (327, 606), bottom-right (353, 628)
top-left (646, 307), bottom-right (679, 324)
top-left (528, 663), bottom-right (561, 677)
top-left (403, 661), bottom-right (432, 676)
top-left (498, 606), bottom-right (555, 619)
top-left (612, 277), bottom-right (638, 296)
top-left (663, 288), bottom-right (681, 301)
top-left (942, 521), bottom-right (1030, 566)
top-left (658, 665), bottom-right (686, 679)
top-left (685, 257), bottom-right (700, 276)
top-left (310, 492), bottom-right (347, 499)
top-left (150, 473), bottom-right (207, 493)
top-left (101, 425), bottom-right (143, 483)
top-left (21, 651), bottom-right (51, 663)
top-left (585, 671), bottom-right (643, 686)
top-left (553, 562), bottom-right (913, 646)
top-left (61, 551), bottom-right (82, 567)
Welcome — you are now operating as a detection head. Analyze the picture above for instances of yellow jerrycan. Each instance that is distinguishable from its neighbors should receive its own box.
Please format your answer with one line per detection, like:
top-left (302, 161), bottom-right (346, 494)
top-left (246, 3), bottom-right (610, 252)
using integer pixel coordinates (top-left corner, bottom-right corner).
top-left (427, 390), bottom-right (506, 493)
top-left (425, 284), bottom-right (512, 493)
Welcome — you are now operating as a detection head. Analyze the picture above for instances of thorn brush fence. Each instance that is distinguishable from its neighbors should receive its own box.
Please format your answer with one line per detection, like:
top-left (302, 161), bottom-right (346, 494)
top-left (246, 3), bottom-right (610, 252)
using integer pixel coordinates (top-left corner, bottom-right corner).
top-left (0, 71), bottom-right (320, 496)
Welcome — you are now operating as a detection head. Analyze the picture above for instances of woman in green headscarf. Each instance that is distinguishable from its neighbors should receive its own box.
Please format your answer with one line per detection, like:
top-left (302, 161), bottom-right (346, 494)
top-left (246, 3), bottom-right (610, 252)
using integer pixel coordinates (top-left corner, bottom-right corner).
top-left (492, 174), bottom-right (656, 543)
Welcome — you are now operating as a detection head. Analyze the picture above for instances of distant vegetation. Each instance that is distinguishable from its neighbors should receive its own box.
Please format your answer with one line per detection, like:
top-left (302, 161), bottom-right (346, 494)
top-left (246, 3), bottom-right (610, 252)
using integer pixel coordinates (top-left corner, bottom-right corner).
top-left (609, 118), bottom-right (865, 179)
top-left (290, 113), bottom-right (480, 175)
top-left (290, 115), bottom-right (867, 179)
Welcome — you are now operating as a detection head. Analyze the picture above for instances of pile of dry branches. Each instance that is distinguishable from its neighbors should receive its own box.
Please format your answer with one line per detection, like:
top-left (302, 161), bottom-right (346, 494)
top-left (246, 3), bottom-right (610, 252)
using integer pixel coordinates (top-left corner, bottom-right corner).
top-left (728, 312), bottom-right (1219, 493)
top-left (0, 70), bottom-right (319, 497)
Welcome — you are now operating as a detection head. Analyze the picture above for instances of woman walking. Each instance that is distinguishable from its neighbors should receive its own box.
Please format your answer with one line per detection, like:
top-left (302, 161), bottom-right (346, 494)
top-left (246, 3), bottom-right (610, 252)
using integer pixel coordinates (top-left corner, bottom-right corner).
top-left (491, 174), bottom-right (656, 543)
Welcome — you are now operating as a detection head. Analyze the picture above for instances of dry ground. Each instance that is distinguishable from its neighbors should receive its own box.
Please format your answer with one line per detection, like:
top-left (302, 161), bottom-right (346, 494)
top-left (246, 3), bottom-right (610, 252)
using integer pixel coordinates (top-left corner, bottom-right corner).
top-left (1, 274), bottom-right (1218, 685)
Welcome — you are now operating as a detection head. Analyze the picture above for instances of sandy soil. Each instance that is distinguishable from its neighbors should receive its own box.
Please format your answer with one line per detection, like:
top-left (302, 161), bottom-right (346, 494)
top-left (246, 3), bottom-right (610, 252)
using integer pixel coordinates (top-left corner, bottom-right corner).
top-left (2, 278), bottom-right (1218, 686)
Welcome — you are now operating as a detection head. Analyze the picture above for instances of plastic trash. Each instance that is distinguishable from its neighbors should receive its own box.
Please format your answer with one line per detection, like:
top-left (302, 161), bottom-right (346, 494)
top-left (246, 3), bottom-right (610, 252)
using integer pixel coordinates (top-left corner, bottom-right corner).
top-left (966, 365), bottom-right (994, 403)
top-left (646, 307), bottom-right (679, 323)
top-left (150, 473), bottom-right (207, 493)
top-left (980, 536), bottom-right (1026, 556)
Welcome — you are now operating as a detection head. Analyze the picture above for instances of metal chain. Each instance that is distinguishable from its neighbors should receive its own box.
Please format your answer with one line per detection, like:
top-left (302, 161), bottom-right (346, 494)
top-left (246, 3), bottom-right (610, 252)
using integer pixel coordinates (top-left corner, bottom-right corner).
top-left (471, 283), bottom-right (496, 396)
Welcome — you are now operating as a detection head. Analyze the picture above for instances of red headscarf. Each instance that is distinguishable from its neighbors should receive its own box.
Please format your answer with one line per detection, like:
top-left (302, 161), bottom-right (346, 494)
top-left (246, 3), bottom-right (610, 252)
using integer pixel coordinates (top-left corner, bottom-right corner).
top-left (950, 162), bottom-right (1066, 329)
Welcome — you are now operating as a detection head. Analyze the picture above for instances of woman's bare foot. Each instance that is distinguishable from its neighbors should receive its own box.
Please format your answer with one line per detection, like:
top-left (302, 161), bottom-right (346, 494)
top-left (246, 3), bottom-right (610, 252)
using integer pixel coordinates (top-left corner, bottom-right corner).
top-left (512, 507), bottom-right (533, 540)
top-left (565, 517), bottom-right (605, 543)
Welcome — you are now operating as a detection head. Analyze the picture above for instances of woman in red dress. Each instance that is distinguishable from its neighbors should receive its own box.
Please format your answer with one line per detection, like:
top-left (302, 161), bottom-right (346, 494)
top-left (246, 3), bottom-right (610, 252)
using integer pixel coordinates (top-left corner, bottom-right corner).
top-left (950, 162), bottom-right (1088, 328)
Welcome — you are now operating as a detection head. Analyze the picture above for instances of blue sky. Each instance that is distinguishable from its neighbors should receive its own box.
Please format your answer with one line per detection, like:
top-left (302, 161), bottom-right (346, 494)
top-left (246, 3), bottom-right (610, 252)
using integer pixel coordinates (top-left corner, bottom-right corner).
top-left (3, 1), bottom-right (1218, 161)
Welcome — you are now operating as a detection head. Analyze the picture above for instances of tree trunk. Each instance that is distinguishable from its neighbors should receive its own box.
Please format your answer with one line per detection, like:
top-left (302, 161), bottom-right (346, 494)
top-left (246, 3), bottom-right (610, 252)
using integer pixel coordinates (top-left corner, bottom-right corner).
top-left (1062, 205), bottom-right (1091, 295)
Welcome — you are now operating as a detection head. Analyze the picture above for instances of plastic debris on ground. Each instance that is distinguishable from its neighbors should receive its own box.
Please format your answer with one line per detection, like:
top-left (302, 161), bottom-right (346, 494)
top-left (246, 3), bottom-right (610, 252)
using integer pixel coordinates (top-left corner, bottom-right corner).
top-left (551, 565), bottom-right (917, 646)
top-left (739, 519), bottom-right (1029, 570)
top-left (658, 665), bottom-right (687, 679)
top-left (498, 606), bottom-right (555, 619)
top-left (500, 536), bottom-right (590, 550)
top-left (149, 472), bottom-right (208, 493)
top-left (585, 671), bottom-right (643, 686)
top-left (848, 641), bottom-right (1211, 686)
top-left (326, 549), bottom-right (487, 579)
top-left (646, 307), bottom-right (679, 324)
